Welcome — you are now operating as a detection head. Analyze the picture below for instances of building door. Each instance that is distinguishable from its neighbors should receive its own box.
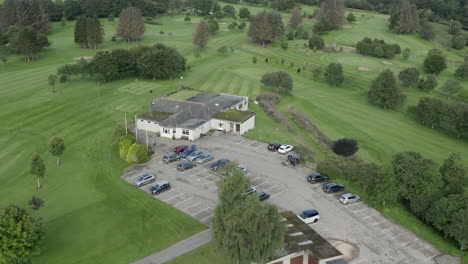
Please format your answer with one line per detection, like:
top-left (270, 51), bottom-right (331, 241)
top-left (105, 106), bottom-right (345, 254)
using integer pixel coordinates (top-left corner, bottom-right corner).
top-left (236, 124), bottom-right (240, 132)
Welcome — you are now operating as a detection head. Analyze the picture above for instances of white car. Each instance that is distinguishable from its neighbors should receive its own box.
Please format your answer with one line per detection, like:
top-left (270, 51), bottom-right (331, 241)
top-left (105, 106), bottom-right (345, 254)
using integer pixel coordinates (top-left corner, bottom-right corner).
top-left (278, 144), bottom-right (293, 154)
top-left (297, 209), bottom-right (320, 224)
top-left (245, 186), bottom-right (257, 195)
top-left (339, 193), bottom-right (361, 205)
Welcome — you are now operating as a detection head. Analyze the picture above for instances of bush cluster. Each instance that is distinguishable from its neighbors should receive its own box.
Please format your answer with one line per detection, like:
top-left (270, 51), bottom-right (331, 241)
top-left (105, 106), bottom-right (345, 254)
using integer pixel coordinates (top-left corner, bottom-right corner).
top-left (256, 93), bottom-right (294, 132)
top-left (356, 37), bottom-right (401, 58)
top-left (118, 135), bottom-right (150, 164)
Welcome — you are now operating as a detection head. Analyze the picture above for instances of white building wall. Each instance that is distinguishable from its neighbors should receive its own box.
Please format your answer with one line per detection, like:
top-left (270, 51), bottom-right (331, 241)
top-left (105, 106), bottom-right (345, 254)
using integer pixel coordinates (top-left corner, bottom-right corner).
top-left (239, 115), bottom-right (255, 135)
top-left (137, 119), bottom-right (160, 133)
top-left (210, 119), bottom-right (233, 132)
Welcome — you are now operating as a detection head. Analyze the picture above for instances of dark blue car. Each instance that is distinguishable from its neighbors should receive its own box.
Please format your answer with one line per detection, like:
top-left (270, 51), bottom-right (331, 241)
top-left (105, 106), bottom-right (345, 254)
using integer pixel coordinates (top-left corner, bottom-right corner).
top-left (180, 145), bottom-right (197, 158)
top-left (210, 159), bottom-right (230, 171)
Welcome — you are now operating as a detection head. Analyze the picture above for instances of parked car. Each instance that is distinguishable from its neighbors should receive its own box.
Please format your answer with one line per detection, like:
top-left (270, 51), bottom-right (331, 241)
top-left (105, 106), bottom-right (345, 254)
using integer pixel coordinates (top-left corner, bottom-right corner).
top-left (307, 173), bottom-right (329, 184)
top-left (288, 154), bottom-right (301, 166)
top-left (297, 209), bottom-right (320, 224)
top-left (177, 161), bottom-right (197, 171)
top-left (245, 186), bottom-right (257, 195)
top-left (235, 164), bottom-right (247, 174)
top-left (258, 192), bottom-right (270, 201)
top-left (180, 145), bottom-right (197, 158)
top-left (162, 153), bottom-right (181, 164)
top-left (339, 193), bottom-right (361, 205)
top-left (210, 159), bottom-right (230, 171)
top-left (132, 173), bottom-right (155, 187)
top-left (187, 150), bottom-right (205, 161)
top-left (278, 144), bottom-right (294, 154)
top-left (173, 145), bottom-right (188, 154)
top-left (150, 181), bottom-right (171, 195)
top-left (268, 142), bottom-right (282, 151)
top-left (322, 183), bottom-right (345, 193)
top-left (195, 153), bottom-right (214, 164)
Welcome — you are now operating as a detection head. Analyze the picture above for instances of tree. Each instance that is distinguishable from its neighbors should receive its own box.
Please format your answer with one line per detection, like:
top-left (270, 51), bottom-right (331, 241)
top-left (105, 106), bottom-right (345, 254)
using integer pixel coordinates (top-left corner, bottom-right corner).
top-left (454, 57), bottom-right (468, 79)
top-left (28, 196), bottom-right (45, 210)
top-left (448, 20), bottom-right (462, 35)
top-left (49, 137), bottom-right (65, 165)
top-left (373, 167), bottom-right (400, 207)
top-left (260, 71), bottom-right (293, 93)
top-left (207, 19), bottom-right (219, 34)
top-left (168, 0), bottom-right (181, 16)
top-left (440, 153), bottom-right (467, 195)
top-left (368, 70), bottom-right (406, 109)
top-left (389, 0), bottom-right (419, 34)
top-left (134, 44), bottom-right (186, 80)
top-left (402, 47), bottom-right (411, 60)
top-left (184, 16), bottom-right (191, 23)
top-left (332, 138), bottom-right (359, 157)
top-left (30, 152), bottom-right (46, 189)
top-left (418, 18), bottom-right (434, 40)
top-left (222, 5), bottom-right (236, 18)
top-left (88, 51), bottom-right (119, 81)
top-left (308, 34), bottom-right (325, 50)
top-left (48, 74), bottom-right (58, 92)
top-left (270, 0), bottom-right (295, 11)
top-left (448, 208), bottom-right (468, 251)
top-left (238, 22), bottom-right (246, 30)
top-left (398, 67), bottom-right (420, 87)
top-left (346, 13), bottom-right (356, 22)
top-left (423, 49), bottom-right (447, 74)
top-left (0, 205), bottom-right (44, 263)
top-left (8, 26), bottom-right (50, 61)
top-left (411, 97), bottom-right (447, 128)
top-left (74, 16), bottom-right (104, 49)
top-left (0, 45), bottom-right (8, 70)
top-left (248, 11), bottom-right (284, 47)
top-left (324, 62), bottom-right (344, 87)
top-left (61, 15), bottom-right (67, 27)
top-left (441, 80), bottom-right (462, 98)
top-left (316, 0), bottom-right (345, 30)
top-left (126, 143), bottom-right (149, 163)
top-left (117, 7), bottom-right (145, 43)
top-left (193, 20), bottom-right (210, 49)
top-left (425, 193), bottom-right (466, 238)
top-left (289, 6), bottom-right (303, 29)
top-left (452, 34), bottom-right (466, 50)
top-left (1, 0), bottom-right (50, 33)
top-left (418, 75), bottom-right (438, 93)
top-left (239, 7), bottom-right (250, 20)
top-left (448, 102), bottom-right (468, 139)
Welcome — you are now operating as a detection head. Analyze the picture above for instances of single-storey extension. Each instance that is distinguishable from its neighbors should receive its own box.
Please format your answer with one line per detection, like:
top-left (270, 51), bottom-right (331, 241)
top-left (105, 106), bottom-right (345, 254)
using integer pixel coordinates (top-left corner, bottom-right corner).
top-left (136, 92), bottom-right (255, 141)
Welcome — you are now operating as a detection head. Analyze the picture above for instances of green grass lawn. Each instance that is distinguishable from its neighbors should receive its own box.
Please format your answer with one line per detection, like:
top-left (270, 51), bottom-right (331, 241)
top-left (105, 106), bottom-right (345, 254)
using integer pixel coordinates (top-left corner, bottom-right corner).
top-left (0, 4), bottom-right (467, 264)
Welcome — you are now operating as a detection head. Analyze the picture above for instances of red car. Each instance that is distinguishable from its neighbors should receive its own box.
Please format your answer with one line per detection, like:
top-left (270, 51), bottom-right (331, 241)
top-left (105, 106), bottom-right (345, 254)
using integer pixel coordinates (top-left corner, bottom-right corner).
top-left (173, 145), bottom-right (188, 154)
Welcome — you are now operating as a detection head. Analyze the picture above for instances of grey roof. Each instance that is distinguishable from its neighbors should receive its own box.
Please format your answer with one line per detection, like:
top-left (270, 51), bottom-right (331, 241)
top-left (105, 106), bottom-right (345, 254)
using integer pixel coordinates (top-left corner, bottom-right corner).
top-left (186, 92), bottom-right (246, 110)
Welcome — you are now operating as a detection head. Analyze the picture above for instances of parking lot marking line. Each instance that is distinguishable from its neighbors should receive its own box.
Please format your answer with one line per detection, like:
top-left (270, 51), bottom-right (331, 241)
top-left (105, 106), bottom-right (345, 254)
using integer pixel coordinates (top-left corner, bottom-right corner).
top-left (254, 182), bottom-right (269, 188)
top-left (402, 238), bottom-right (418, 247)
top-left (153, 155), bottom-right (165, 160)
top-left (254, 144), bottom-right (266, 150)
top-left (162, 193), bottom-right (184, 202)
top-left (270, 188), bottom-right (287, 198)
top-left (248, 176), bottom-right (261, 182)
top-left (189, 169), bottom-right (209, 178)
top-left (394, 231), bottom-right (409, 238)
top-left (362, 213), bottom-right (379, 219)
top-left (263, 184), bottom-right (279, 192)
top-left (155, 190), bottom-right (175, 199)
top-left (181, 202), bottom-right (201, 211)
top-left (197, 174), bottom-right (213, 181)
top-left (173, 197), bottom-right (192, 206)
top-left (200, 214), bottom-right (214, 221)
top-left (190, 207), bottom-right (211, 216)
top-left (371, 219), bottom-right (387, 225)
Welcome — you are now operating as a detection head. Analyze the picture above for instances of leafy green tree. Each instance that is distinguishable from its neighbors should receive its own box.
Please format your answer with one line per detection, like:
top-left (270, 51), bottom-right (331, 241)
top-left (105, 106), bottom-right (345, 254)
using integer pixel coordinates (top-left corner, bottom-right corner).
top-left (402, 47), bottom-right (411, 60)
top-left (111, 49), bottom-right (135, 76)
top-left (48, 74), bottom-right (57, 92)
top-left (49, 136), bottom-right (65, 165)
top-left (193, 20), bottom-right (210, 49)
top-left (423, 49), bottom-right (447, 74)
top-left (28, 196), bottom-right (45, 210)
top-left (441, 80), bottom-right (462, 98)
top-left (88, 51), bottom-right (118, 81)
top-left (398, 67), bottom-right (420, 87)
top-left (222, 5), bottom-right (236, 18)
top-left (260, 71), bottom-right (293, 93)
top-left (411, 97), bottom-right (447, 128)
top-left (1, 0), bottom-right (50, 33)
top-left (454, 57), bottom-right (468, 79)
top-left (448, 102), bottom-right (468, 139)
top-left (270, 0), bottom-right (295, 11)
top-left (332, 138), bottom-right (358, 157)
top-left (30, 152), bottom-right (46, 189)
top-left (355, 162), bottom-right (380, 192)
top-left (448, 20), bottom-right (462, 35)
top-left (308, 34), bottom-right (325, 49)
top-left (368, 70), bottom-right (405, 109)
top-left (117, 7), bottom-right (145, 43)
top-left (289, 6), bottom-right (303, 29)
top-left (425, 193), bottom-right (466, 238)
top-left (126, 143), bottom-right (149, 163)
top-left (207, 19), bottom-right (219, 34)
top-left (448, 208), bottom-right (468, 251)
top-left (418, 18), bottom-right (434, 40)
top-left (418, 75), bottom-right (438, 93)
top-left (108, 12), bottom-right (115, 21)
top-left (324, 62), bottom-right (344, 87)
top-left (389, 0), bottom-right (419, 34)
top-left (184, 16), bottom-right (191, 23)
top-left (119, 135), bottom-right (135, 160)
top-left (347, 13), bottom-right (356, 22)
top-left (373, 167), bottom-right (400, 207)
top-left (134, 44), bottom-right (186, 80)
top-left (313, 17), bottom-right (332, 34)
top-left (248, 11), bottom-right (284, 47)
top-left (239, 7), bottom-right (251, 20)
top-left (452, 34), bottom-right (466, 50)
top-left (0, 205), bottom-right (44, 263)
top-left (8, 26), bottom-right (50, 61)
top-left (316, 0), bottom-right (345, 30)
top-left (440, 153), bottom-right (467, 195)
top-left (237, 22), bottom-right (246, 30)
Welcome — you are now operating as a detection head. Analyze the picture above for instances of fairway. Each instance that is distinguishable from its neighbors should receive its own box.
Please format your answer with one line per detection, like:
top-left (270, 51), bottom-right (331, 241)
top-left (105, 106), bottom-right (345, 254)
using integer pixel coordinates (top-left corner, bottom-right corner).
top-left (0, 3), bottom-right (467, 264)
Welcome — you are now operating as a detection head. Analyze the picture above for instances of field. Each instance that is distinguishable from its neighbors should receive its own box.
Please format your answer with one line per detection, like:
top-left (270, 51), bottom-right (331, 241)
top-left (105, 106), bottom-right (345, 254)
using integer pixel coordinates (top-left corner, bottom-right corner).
top-left (0, 3), bottom-right (467, 264)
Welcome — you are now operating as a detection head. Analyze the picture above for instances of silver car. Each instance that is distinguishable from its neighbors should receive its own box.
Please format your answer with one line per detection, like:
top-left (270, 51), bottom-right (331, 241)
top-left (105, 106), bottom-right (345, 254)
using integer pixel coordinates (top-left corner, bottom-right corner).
top-left (339, 193), bottom-right (361, 205)
top-left (195, 153), bottom-right (214, 164)
top-left (186, 150), bottom-right (204, 161)
top-left (132, 173), bottom-right (155, 187)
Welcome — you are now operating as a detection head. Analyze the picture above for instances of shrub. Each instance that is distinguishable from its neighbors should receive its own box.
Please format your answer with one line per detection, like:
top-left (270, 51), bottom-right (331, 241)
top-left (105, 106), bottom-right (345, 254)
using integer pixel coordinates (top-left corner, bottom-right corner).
top-left (237, 22), bottom-right (246, 30)
top-left (356, 37), bottom-right (399, 58)
top-left (332, 138), bottom-right (359, 157)
top-left (256, 93), bottom-right (295, 132)
top-left (280, 42), bottom-right (288, 50)
top-left (119, 135), bottom-right (135, 159)
top-left (452, 35), bottom-right (466, 50)
top-left (28, 196), bottom-right (44, 210)
top-left (126, 143), bottom-right (149, 163)
top-left (308, 34), bottom-right (325, 50)
top-left (260, 71), bottom-right (293, 93)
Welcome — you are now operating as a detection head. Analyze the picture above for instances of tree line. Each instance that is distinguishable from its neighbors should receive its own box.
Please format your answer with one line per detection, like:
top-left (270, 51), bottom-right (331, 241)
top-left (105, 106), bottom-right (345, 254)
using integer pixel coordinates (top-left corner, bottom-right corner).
top-left (54, 43), bottom-right (186, 82)
top-left (318, 151), bottom-right (468, 251)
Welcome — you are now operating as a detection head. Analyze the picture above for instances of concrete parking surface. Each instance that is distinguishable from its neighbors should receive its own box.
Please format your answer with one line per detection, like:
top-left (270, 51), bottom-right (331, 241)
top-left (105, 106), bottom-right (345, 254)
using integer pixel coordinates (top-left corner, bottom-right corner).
top-left (122, 133), bottom-right (455, 264)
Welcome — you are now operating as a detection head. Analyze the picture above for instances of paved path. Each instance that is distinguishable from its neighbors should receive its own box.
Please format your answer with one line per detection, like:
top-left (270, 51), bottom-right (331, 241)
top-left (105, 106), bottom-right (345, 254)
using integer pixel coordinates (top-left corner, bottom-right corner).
top-left (131, 229), bottom-right (212, 264)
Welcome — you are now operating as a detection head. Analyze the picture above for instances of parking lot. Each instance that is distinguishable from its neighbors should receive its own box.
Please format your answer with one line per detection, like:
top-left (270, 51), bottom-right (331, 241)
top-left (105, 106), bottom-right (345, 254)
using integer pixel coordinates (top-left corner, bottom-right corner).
top-left (122, 133), bottom-right (447, 264)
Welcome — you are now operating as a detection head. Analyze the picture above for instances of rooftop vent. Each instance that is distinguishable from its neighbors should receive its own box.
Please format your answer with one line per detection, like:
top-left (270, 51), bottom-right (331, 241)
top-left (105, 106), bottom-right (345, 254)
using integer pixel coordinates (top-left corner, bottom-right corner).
top-left (215, 103), bottom-right (219, 106)
top-left (297, 240), bottom-right (313, 246)
top-left (287, 224), bottom-right (294, 228)
top-left (289, 232), bottom-right (304, 237)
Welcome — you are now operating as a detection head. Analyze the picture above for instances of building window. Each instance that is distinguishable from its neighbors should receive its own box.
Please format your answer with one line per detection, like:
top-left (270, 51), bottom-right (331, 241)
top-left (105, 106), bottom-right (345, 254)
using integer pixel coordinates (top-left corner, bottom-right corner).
top-left (219, 123), bottom-right (223, 127)
top-left (163, 128), bottom-right (169, 134)
top-left (173, 129), bottom-right (176, 134)
top-left (182, 129), bottom-right (190, 135)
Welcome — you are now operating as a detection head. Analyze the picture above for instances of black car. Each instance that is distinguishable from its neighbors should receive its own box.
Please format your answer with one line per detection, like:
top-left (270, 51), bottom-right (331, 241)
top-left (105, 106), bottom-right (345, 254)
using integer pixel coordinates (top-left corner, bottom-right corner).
top-left (177, 161), bottom-right (197, 171)
top-left (322, 182), bottom-right (345, 193)
top-left (162, 153), bottom-right (181, 164)
top-left (210, 159), bottom-right (230, 171)
top-left (307, 173), bottom-right (329, 184)
top-left (268, 142), bottom-right (282, 151)
top-left (150, 181), bottom-right (171, 194)
top-left (258, 192), bottom-right (270, 201)
top-left (288, 154), bottom-right (301, 166)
